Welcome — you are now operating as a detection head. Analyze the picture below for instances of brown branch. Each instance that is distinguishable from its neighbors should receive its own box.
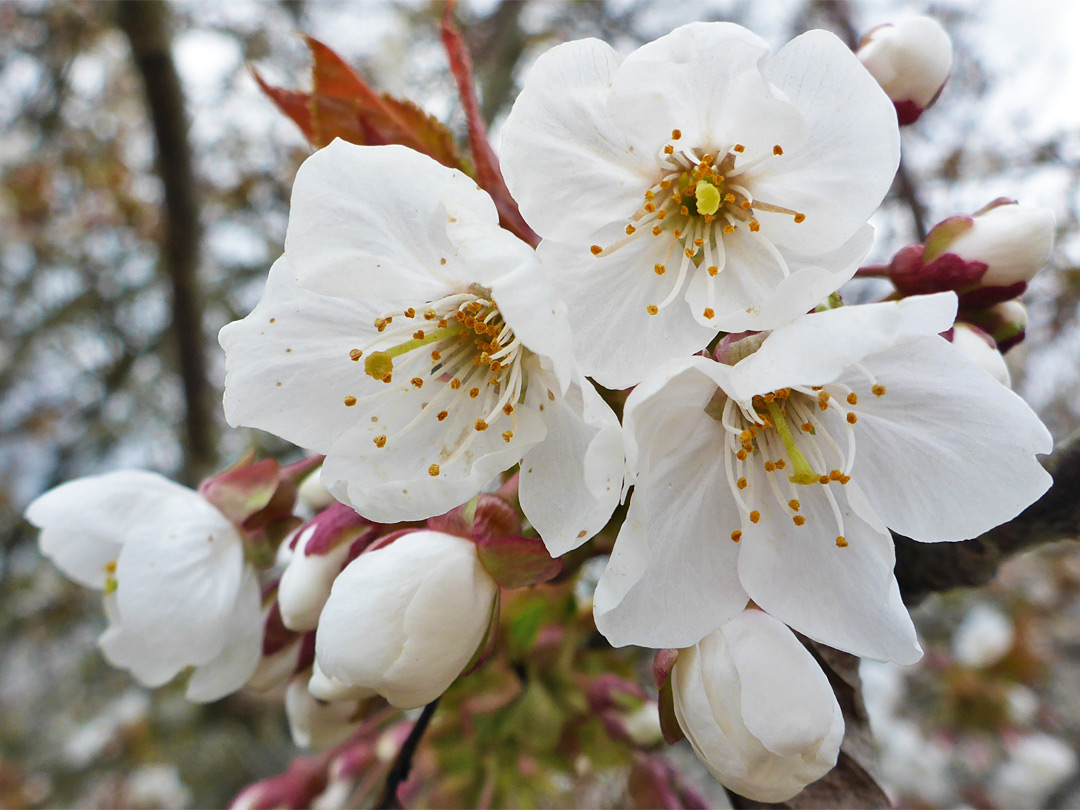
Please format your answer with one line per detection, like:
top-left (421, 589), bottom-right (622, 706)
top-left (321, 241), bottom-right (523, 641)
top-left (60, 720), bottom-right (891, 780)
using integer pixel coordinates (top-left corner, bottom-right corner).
top-left (895, 434), bottom-right (1080, 605)
top-left (117, 0), bottom-right (215, 484)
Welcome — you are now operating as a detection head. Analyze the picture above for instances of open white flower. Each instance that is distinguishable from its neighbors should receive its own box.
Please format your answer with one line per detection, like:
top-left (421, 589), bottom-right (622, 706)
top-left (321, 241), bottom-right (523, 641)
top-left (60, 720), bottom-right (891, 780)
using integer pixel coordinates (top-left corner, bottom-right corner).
top-left (310, 530), bottom-right (498, 710)
top-left (594, 293), bottom-right (1052, 661)
top-left (501, 22), bottom-right (899, 387)
top-left (25, 471), bottom-right (262, 702)
top-left (672, 610), bottom-right (843, 802)
top-left (220, 141), bottom-right (622, 553)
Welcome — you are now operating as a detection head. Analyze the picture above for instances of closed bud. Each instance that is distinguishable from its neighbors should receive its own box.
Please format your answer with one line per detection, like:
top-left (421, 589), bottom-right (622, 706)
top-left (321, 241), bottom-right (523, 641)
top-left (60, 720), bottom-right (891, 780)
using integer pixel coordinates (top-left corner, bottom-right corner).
top-left (951, 324), bottom-right (1011, 388)
top-left (312, 530), bottom-right (498, 709)
top-left (297, 467), bottom-right (335, 512)
top-left (946, 200), bottom-right (1055, 288)
top-left (857, 17), bottom-right (953, 124)
top-left (285, 672), bottom-right (367, 750)
top-left (278, 503), bottom-right (376, 632)
top-left (671, 611), bottom-right (843, 802)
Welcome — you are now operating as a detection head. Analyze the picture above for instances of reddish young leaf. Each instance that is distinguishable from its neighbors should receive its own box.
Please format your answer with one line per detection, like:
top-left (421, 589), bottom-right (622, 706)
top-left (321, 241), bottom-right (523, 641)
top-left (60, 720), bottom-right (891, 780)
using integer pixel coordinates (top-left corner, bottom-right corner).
top-left (440, 2), bottom-right (539, 246)
top-left (250, 66), bottom-right (314, 141)
top-left (476, 534), bottom-right (562, 590)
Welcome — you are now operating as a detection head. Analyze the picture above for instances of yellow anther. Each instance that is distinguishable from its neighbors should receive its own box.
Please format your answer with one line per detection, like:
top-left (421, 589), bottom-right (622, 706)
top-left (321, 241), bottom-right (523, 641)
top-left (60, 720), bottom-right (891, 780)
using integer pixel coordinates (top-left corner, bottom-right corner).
top-left (469, 387), bottom-right (480, 398)
top-left (872, 384), bottom-right (886, 397)
top-left (590, 245), bottom-right (603, 255)
top-left (428, 464), bottom-right (440, 476)
top-left (764, 461), bottom-right (775, 472)
top-left (794, 213), bottom-right (806, 223)
top-left (703, 308), bottom-right (714, 319)
top-left (647, 305), bottom-right (659, 315)
top-left (846, 392), bottom-right (858, 405)
top-left (475, 419), bottom-right (488, 431)
top-left (502, 430), bottom-right (513, 443)
top-left (626, 224), bottom-right (636, 235)
top-left (847, 413), bottom-right (858, 425)
top-left (664, 144), bottom-right (675, 155)
top-left (374, 435), bottom-right (387, 448)
top-left (707, 266), bottom-right (719, 276)
top-left (749, 511), bottom-right (761, 523)
top-left (503, 403), bottom-right (515, 415)
top-left (349, 349), bottom-right (362, 361)
top-left (344, 395), bottom-right (357, 406)
top-left (773, 145), bottom-right (783, 155)
top-left (788, 499), bottom-right (800, 511)
top-left (748, 220), bottom-right (761, 232)
top-left (792, 515), bottom-right (806, 526)
top-left (730, 530), bottom-right (742, 543)
top-left (775, 459), bottom-right (786, 470)
top-left (819, 474), bottom-right (830, 485)
top-left (652, 225), bottom-right (662, 236)
top-left (437, 410), bottom-right (448, 421)
top-left (654, 264), bottom-right (666, 275)
top-left (835, 536), bottom-right (849, 548)
top-left (737, 477), bottom-right (748, 490)
top-left (736, 449), bottom-right (748, 461)
top-left (671, 129), bottom-right (682, 140)
top-left (734, 144), bottom-right (745, 153)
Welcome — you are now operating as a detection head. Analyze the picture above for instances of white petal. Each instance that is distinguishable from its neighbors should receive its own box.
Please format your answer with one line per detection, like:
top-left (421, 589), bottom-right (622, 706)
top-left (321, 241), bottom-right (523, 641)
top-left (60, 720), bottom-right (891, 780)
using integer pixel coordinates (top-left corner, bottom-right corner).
top-left (688, 225), bottom-right (873, 334)
top-left (284, 141), bottom-right (495, 304)
top-left (278, 526), bottom-right (354, 632)
top-left (99, 624), bottom-right (181, 688)
top-left (185, 568), bottom-right (263, 702)
top-left (608, 23), bottom-right (797, 159)
top-left (319, 386), bottom-right (546, 523)
top-left (500, 39), bottom-right (656, 242)
top-left (845, 336), bottom-right (1052, 542)
top-left (25, 471), bottom-right (194, 589)
top-left (728, 292), bottom-right (958, 400)
top-left (722, 610), bottom-right (841, 758)
top-left (672, 642), bottom-right (746, 781)
top-left (219, 257), bottom-right (385, 452)
top-left (749, 30), bottom-right (900, 254)
top-left (519, 377), bottom-right (624, 555)
top-left (114, 498), bottom-right (246, 669)
top-left (737, 485), bottom-right (922, 664)
top-left (285, 676), bottom-right (361, 750)
top-left (594, 366), bottom-right (747, 648)
top-left (535, 233), bottom-right (716, 389)
top-left (443, 211), bottom-right (575, 393)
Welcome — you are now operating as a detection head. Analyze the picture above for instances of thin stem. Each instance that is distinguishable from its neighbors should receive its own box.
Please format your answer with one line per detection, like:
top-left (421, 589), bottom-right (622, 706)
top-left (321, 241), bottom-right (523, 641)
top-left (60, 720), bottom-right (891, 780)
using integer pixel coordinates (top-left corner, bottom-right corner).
top-left (376, 697), bottom-right (441, 809)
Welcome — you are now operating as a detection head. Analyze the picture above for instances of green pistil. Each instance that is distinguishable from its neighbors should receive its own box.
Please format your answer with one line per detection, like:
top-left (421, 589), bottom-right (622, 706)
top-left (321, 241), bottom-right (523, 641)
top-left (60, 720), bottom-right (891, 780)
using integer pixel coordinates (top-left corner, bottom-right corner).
top-left (364, 323), bottom-right (465, 381)
top-left (765, 400), bottom-right (820, 486)
top-left (695, 180), bottom-right (722, 216)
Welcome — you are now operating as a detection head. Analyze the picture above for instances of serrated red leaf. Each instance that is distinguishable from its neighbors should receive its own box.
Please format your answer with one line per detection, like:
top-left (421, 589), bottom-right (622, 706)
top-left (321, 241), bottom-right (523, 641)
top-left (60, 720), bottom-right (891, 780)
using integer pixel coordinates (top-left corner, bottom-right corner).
top-left (251, 66), bottom-right (314, 141)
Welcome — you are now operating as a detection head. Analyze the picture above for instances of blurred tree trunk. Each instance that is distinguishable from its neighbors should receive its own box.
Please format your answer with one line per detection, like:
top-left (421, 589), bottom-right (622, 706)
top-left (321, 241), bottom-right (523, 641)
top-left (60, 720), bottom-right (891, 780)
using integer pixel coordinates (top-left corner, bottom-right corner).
top-left (117, 0), bottom-right (215, 484)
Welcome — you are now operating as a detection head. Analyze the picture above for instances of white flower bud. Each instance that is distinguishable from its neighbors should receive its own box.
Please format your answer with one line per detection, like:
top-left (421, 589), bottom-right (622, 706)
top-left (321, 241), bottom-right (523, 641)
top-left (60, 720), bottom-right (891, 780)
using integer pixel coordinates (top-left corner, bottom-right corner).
top-left (298, 468), bottom-right (335, 512)
top-left (947, 201), bottom-right (1055, 287)
top-left (858, 17), bottom-right (953, 117)
top-left (951, 602), bottom-right (1013, 668)
top-left (285, 675), bottom-right (362, 750)
top-left (991, 300), bottom-right (1029, 334)
top-left (952, 324), bottom-right (1011, 389)
top-left (278, 525), bottom-right (353, 632)
top-left (312, 530), bottom-right (498, 709)
top-left (671, 611), bottom-right (843, 802)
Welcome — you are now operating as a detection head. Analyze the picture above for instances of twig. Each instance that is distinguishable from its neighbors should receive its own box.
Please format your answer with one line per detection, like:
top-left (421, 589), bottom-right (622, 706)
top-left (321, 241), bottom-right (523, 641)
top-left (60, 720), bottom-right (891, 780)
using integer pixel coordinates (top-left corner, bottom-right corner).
top-left (894, 158), bottom-right (930, 242)
top-left (376, 697), bottom-right (441, 809)
top-left (117, 1), bottom-right (215, 484)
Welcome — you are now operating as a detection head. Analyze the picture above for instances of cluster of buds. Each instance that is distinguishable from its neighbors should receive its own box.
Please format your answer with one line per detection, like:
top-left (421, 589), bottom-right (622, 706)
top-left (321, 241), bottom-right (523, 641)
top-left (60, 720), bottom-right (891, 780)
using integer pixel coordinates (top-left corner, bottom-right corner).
top-left (864, 198), bottom-right (1055, 382)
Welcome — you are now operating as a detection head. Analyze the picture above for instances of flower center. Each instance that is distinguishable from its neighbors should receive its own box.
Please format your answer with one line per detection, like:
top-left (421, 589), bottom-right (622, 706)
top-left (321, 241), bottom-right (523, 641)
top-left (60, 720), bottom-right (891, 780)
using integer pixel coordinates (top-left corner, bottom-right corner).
top-left (709, 374), bottom-right (888, 548)
top-left (344, 287), bottom-right (528, 474)
top-left (591, 129), bottom-right (806, 321)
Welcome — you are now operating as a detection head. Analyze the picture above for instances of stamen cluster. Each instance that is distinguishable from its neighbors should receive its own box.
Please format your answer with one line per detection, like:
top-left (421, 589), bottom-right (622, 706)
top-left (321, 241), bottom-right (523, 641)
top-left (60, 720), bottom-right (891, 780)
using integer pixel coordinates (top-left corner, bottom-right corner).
top-left (591, 131), bottom-right (806, 320)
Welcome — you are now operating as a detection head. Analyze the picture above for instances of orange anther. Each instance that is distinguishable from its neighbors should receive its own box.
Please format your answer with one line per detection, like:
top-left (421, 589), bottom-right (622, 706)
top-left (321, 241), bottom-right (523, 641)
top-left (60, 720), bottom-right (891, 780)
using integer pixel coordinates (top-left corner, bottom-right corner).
top-left (703, 308), bottom-right (715, 319)
top-left (344, 395), bottom-right (357, 407)
top-left (502, 431), bottom-right (513, 443)
top-left (707, 265), bottom-right (719, 276)
top-left (349, 349), bottom-right (363, 361)
top-left (847, 392), bottom-right (858, 405)
top-left (788, 499), bottom-right (800, 511)
top-left (794, 213), bottom-right (806, 223)
top-left (671, 129), bottom-right (682, 140)
top-left (654, 264), bottom-right (666, 275)
top-left (872, 384), bottom-right (886, 397)
top-left (792, 515), bottom-right (806, 526)
top-left (749, 511), bottom-right (760, 523)
top-left (647, 304), bottom-right (659, 315)
top-left (373, 435), bottom-right (387, 448)
top-left (475, 419), bottom-right (488, 431)
top-left (773, 145), bottom-right (783, 155)
top-left (428, 464), bottom-right (440, 476)
top-left (835, 536), bottom-right (848, 548)
top-left (734, 144), bottom-right (745, 153)
top-left (590, 245), bottom-right (603, 256)
top-left (410, 377), bottom-right (423, 388)
top-left (737, 477), bottom-right (748, 490)
top-left (847, 413), bottom-right (858, 424)
top-left (437, 411), bottom-right (448, 421)
top-left (730, 530), bottom-right (742, 543)
top-left (469, 387), bottom-right (480, 398)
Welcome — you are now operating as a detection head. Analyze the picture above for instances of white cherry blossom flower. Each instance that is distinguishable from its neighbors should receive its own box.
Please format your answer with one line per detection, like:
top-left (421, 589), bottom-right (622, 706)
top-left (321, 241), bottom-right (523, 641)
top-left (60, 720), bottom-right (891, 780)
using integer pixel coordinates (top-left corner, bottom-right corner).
top-left (310, 530), bottom-right (498, 710)
top-left (594, 293), bottom-right (1052, 662)
top-left (25, 471), bottom-right (262, 702)
top-left (220, 141), bottom-right (622, 553)
top-left (672, 610), bottom-right (843, 802)
top-left (501, 22), bottom-right (899, 387)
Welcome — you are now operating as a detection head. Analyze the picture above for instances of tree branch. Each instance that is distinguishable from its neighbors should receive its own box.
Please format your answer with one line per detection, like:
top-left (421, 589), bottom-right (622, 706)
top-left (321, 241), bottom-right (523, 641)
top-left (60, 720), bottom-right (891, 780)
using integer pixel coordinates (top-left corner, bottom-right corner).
top-left (895, 434), bottom-right (1080, 604)
top-left (117, 0), bottom-right (215, 484)
top-left (376, 697), bottom-right (440, 809)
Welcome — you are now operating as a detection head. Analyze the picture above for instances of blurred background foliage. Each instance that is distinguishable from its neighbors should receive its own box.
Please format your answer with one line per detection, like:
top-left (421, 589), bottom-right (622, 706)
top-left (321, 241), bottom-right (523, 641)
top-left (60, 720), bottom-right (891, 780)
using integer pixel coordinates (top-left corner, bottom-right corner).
top-left (1, 1), bottom-right (1078, 807)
